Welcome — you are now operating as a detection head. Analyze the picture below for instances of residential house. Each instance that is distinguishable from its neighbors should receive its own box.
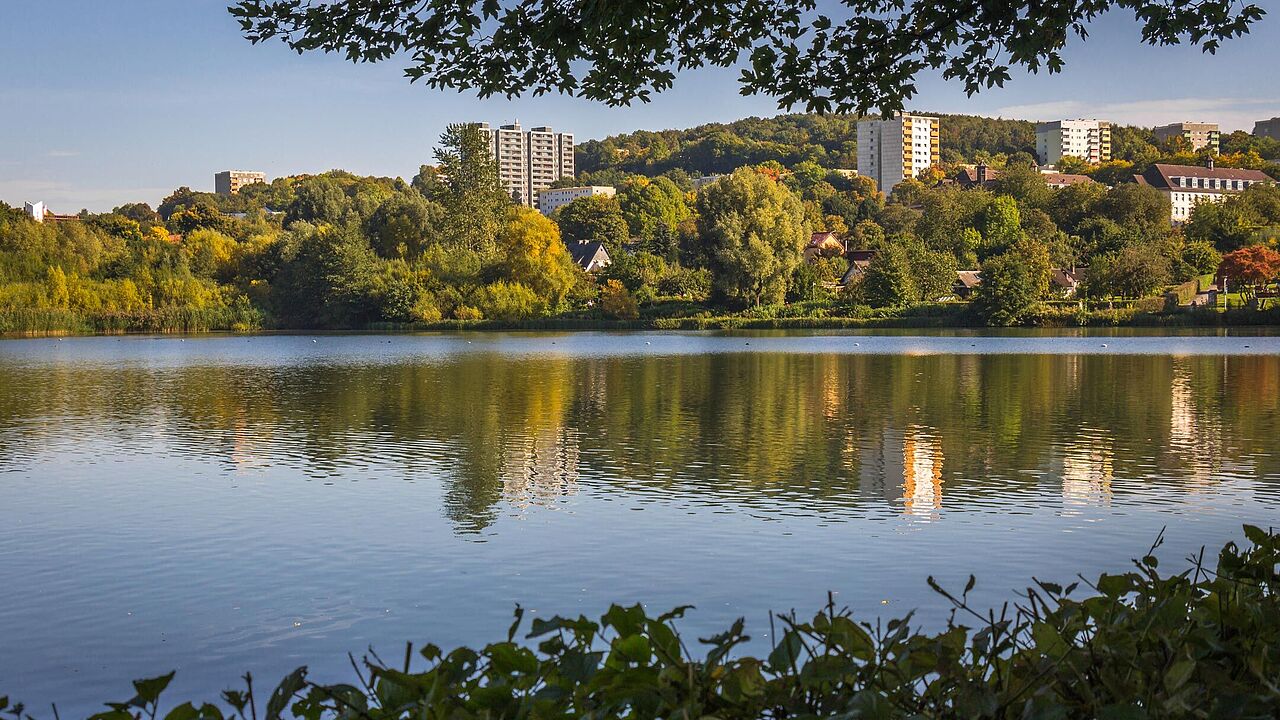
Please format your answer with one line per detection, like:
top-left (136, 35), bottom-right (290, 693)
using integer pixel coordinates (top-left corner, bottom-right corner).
top-left (839, 249), bottom-right (877, 285)
top-left (567, 241), bottom-right (611, 273)
top-left (953, 270), bottom-right (982, 297)
top-left (1050, 267), bottom-right (1086, 297)
top-left (1041, 172), bottom-right (1096, 190)
top-left (804, 231), bottom-right (846, 264)
top-left (952, 164), bottom-right (1001, 190)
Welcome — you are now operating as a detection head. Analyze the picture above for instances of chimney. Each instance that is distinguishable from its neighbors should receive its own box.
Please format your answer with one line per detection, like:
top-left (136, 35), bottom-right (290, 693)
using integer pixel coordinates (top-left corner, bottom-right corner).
top-left (1208, 156), bottom-right (1215, 171)
top-left (976, 164), bottom-right (987, 184)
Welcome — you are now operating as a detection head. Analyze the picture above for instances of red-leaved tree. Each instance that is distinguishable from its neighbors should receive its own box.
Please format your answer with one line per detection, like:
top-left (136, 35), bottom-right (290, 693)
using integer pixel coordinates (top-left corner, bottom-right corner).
top-left (1219, 245), bottom-right (1280, 304)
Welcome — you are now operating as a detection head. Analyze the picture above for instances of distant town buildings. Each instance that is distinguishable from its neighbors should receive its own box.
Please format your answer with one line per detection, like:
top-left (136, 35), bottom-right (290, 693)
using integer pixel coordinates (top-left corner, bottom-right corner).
top-left (1035, 119), bottom-right (1111, 165)
top-left (1134, 162), bottom-right (1272, 223)
top-left (23, 201), bottom-right (46, 223)
top-left (215, 171), bottom-right (266, 196)
top-left (1255, 117), bottom-right (1280, 141)
top-left (1153, 122), bottom-right (1220, 153)
top-left (538, 185), bottom-right (616, 215)
top-left (857, 112), bottom-right (940, 193)
top-left (22, 201), bottom-right (76, 223)
top-left (479, 122), bottom-right (574, 207)
top-left (692, 174), bottom-right (726, 190)
top-left (1040, 171), bottom-right (1097, 190)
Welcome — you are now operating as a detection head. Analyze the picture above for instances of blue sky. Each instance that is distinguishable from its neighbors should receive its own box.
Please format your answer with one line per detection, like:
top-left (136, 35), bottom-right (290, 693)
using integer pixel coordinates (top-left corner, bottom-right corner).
top-left (2, 0), bottom-right (1278, 211)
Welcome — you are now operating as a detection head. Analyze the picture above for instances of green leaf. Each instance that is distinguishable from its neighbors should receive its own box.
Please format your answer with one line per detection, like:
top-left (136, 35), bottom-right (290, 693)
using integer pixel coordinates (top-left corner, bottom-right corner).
top-left (266, 667), bottom-right (307, 720)
top-left (132, 672), bottom-right (176, 706)
top-left (163, 703), bottom-right (199, 720)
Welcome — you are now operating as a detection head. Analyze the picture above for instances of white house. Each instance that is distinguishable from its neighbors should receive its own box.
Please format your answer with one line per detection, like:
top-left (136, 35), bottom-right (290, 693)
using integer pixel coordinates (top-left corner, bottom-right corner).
top-left (1135, 163), bottom-right (1272, 223)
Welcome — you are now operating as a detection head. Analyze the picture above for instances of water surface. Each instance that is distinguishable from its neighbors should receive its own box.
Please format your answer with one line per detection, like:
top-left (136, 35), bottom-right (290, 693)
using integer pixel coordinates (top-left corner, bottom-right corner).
top-left (2, 330), bottom-right (1278, 713)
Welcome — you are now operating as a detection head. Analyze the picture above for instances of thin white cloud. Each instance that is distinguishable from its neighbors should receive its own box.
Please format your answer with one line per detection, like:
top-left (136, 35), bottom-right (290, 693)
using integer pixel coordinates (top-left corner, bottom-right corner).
top-left (995, 97), bottom-right (1280, 132)
top-left (46, 150), bottom-right (80, 158)
top-left (0, 180), bottom-right (172, 213)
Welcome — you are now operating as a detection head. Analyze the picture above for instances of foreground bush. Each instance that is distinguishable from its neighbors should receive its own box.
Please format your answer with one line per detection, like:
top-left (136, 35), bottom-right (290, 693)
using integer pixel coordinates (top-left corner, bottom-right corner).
top-left (5, 527), bottom-right (1278, 719)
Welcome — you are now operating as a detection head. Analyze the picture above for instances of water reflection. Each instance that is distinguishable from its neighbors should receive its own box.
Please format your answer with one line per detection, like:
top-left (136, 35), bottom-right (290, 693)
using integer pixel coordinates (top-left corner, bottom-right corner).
top-left (1, 347), bottom-right (1277, 533)
top-left (2, 334), bottom-right (1280, 715)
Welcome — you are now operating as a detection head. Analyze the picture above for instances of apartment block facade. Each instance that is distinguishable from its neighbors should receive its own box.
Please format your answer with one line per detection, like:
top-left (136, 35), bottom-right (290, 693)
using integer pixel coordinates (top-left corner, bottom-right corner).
top-left (1153, 122), bottom-right (1220, 153)
top-left (1255, 117), bottom-right (1280, 141)
top-left (1135, 163), bottom-right (1272, 223)
top-left (856, 113), bottom-right (940, 193)
top-left (537, 186), bottom-right (616, 215)
top-left (1035, 120), bottom-right (1111, 165)
top-left (215, 170), bottom-right (266, 196)
top-left (479, 122), bottom-right (574, 207)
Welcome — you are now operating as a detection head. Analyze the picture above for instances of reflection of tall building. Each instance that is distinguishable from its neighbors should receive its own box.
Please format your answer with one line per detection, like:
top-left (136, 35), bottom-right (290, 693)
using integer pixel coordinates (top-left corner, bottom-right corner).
top-left (499, 428), bottom-right (581, 508)
top-left (856, 425), bottom-right (944, 518)
top-left (1056, 428), bottom-right (1113, 507)
top-left (902, 426), bottom-right (944, 516)
top-left (1168, 359), bottom-right (1224, 488)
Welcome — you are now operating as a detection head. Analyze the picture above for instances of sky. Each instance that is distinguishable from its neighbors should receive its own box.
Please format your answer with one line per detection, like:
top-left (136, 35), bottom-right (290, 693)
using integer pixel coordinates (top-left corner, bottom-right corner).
top-left (2, 0), bottom-right (1279, 212)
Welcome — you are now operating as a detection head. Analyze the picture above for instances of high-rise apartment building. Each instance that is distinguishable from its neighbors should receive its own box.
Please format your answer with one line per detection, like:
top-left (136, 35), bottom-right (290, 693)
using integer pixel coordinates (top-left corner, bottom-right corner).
top-left (479, 122), bottom-right (574, 207)
top-left (215, 170), bottom-right (266, 196)
top-left (1035, 120), bottom-right (1111, 165)
top-left (1153, 122), bottom-right (1220, 153)
top-left (1254, 117), bottom-right (1280, 141)
top-left (856, 113), bottom-right (940, 193)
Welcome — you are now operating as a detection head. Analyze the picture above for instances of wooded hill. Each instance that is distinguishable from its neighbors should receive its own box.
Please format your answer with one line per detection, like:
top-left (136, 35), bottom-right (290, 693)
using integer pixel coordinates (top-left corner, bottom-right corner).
top-left (576, 113), bottom-right (1036, 178)
top-left (576, 113), bottom-right (1280, 182)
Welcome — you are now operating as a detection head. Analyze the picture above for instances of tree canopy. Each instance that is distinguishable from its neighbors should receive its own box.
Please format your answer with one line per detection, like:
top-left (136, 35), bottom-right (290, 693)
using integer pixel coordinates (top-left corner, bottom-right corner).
top-left (228, 1), bottom-right (1262, 114)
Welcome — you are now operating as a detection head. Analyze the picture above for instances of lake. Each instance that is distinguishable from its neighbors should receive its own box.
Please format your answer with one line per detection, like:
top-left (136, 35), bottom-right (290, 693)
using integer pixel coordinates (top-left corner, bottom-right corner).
top-left (2, 330), bottom-right (1279, 713)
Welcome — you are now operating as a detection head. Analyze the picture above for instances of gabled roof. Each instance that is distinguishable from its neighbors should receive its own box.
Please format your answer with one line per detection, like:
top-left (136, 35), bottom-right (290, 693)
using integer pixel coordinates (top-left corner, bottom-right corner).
top-left (1139, 163), bottom-right (1271, 191)
top-left (567, 241), bottom-right (609, 270)
top-left (1050, 267), bottom-right (1085, 288)
top-left (955, 270), bottom-right (982, 289)
top-left (1042, 173), bottom-right (1095, 187)
top-left (954, 165), bottom-right (1001, 188)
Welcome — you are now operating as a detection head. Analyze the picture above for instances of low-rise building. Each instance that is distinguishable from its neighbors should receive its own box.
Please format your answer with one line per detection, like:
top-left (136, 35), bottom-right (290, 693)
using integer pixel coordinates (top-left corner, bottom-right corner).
top-left (1040, 171), bottom-right (1097, 189)
top-left (804, 231), bottom-right (846, 264)
top-left (1254, 117), bottom-right (1280, 141)
top-left (23, 201), bottom-right (46, 223)
top-left (1036, 119), bottom-right (1111, 165)
top-left (953, 164), bottom-right (1001, 190)
top-left (953, 270), bottom-right (982, 298)
top-left (1153, 122), bottom-right (1220, 153)
top-left (692, 174), bottom-right (726, 190)
top-left (537, 185), bottom-right (616, 215)
top-left (567, 241), bottom-right (611, 273)
top-left (23, 201), bottom-right (77, 223)
top-left (215, 170), bottom-right (266, 196)
top-left (1134, 163), bottom-right (1272, 223)
top-left (1050, 267), bottom-right (1086, 297)
top-left (840, 250), bottom-right (877, 285)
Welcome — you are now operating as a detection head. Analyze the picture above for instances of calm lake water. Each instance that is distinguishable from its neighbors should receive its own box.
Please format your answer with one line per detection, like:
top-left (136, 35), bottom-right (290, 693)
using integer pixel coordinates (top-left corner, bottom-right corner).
top-left (2, 330), bottom-right (1279, 713)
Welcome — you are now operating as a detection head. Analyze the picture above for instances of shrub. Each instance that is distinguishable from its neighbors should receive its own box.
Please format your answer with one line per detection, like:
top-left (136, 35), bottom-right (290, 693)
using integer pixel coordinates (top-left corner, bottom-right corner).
top-left (599, 279), bottom-right (639, 320)
top-left (475, 281), bottom-right (543, 322)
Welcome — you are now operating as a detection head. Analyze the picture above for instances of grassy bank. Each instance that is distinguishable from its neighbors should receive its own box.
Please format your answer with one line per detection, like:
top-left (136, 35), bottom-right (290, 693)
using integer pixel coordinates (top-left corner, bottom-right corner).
top-left (6, 302), bottom-right (1280, 337)
top-left (0, 305), bottom-right (264, 336)
top-left (6, 527), bottom-right (1277, 719)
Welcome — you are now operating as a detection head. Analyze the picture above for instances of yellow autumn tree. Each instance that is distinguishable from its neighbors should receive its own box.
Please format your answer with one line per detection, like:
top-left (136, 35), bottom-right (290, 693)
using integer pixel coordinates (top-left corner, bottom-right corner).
top-left (494, 207), bottom-right (580, 311)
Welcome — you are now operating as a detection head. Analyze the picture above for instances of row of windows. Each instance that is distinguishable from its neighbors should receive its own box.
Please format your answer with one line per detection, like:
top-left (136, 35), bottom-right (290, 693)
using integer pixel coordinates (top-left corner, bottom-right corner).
top-left (1171, 176), bottom-right (1254, 190)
